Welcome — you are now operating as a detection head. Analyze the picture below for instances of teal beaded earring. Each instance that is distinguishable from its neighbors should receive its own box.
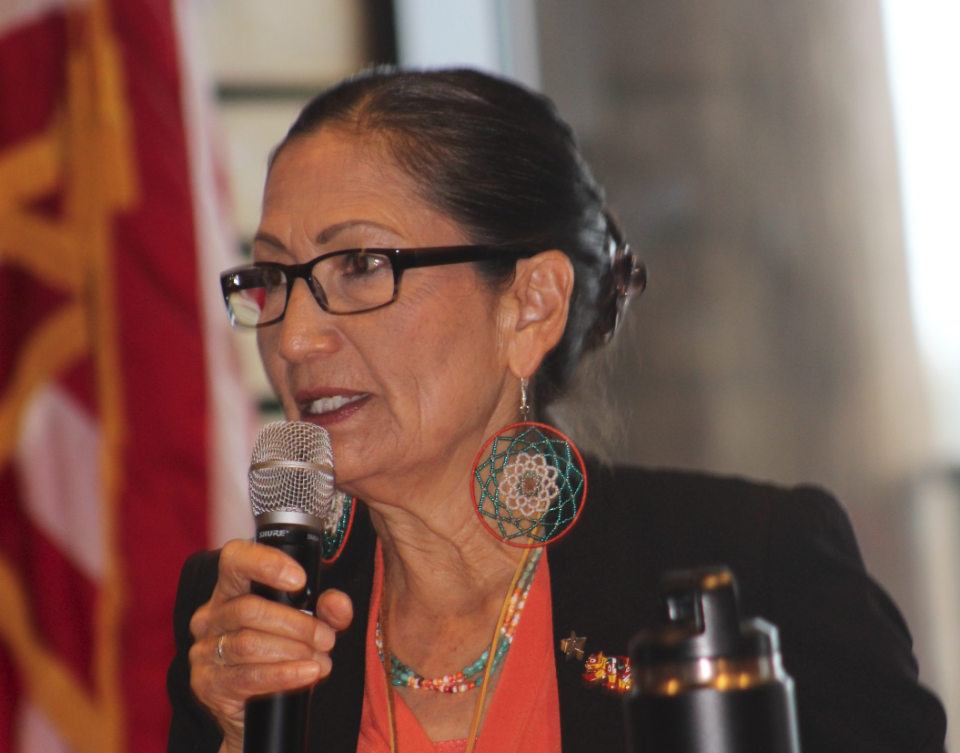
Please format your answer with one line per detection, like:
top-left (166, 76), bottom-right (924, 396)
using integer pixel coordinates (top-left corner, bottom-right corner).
top-left (321, 489), bottom-right (355, 564)
top-left (472, 378), bottom-right (587, 547)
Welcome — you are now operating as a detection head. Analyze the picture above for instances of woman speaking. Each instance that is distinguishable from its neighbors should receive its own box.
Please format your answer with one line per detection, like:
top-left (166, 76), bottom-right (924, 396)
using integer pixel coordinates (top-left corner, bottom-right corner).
top-left (166, 69), bottom-right (946, 753)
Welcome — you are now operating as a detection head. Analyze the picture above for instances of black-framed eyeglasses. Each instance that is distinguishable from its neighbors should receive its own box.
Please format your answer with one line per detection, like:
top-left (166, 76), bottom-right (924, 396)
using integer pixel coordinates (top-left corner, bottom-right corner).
top-left (220, 245), bottom-right (540, 328)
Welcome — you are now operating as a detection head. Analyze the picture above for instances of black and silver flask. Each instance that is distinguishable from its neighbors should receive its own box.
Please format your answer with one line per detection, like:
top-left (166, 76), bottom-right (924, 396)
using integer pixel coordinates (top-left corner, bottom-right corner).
top-left (625, 567), bottom-right (801, 753)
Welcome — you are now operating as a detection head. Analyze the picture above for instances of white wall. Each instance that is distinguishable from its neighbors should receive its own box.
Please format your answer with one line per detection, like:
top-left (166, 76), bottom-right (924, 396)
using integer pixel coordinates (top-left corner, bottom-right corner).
top-left (394, 0), bottom-right (541, 88)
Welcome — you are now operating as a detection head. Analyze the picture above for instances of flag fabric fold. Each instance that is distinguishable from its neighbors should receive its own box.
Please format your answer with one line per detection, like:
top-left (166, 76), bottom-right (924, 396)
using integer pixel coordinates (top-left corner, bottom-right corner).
top-left (0, 1), bottom-right (252, 751)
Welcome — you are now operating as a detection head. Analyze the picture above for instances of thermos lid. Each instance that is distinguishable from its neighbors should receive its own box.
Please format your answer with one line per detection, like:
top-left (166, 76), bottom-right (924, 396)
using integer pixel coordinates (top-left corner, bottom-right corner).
top-left (631, 567), bottom-right (779, 664)
top-left (625, 568), bottom-right (803, 752)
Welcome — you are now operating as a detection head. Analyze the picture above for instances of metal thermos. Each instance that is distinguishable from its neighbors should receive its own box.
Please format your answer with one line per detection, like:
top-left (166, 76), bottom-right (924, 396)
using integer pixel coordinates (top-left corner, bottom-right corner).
top-left (625, 568), bottom-right (801, 753)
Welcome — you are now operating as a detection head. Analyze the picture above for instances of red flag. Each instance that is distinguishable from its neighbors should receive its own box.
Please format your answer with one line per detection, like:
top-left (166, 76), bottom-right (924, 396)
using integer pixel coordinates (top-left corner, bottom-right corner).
top-left (0, 1), bottom-right (253, 751)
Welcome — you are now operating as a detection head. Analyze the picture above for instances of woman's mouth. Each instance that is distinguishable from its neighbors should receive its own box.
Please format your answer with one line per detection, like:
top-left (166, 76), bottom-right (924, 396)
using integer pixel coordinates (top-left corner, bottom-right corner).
top-left (301, 393), bottom-right (371, 424)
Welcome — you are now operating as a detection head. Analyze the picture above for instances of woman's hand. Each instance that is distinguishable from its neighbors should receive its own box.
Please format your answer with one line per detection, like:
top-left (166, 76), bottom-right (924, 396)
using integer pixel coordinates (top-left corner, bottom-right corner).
top-left (188, 539), bottom-right (353, 753)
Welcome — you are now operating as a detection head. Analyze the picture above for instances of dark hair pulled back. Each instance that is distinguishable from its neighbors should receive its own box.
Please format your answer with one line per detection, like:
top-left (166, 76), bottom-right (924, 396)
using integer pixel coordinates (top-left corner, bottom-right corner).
top-left (275, 67), bottom-right (642, 410)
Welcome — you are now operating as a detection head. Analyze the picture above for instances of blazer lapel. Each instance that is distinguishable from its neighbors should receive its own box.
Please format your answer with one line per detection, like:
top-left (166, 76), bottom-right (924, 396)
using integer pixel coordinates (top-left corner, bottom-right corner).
top-left (308, 505), bottom-right (377, 753)
top-left (547, 460), bottom-right (666, 752)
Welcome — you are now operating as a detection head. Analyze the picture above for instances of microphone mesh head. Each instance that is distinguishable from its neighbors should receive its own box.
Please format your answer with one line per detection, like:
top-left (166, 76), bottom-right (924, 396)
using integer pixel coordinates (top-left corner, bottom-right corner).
top-left (249, 421), bottom-right (335, 518)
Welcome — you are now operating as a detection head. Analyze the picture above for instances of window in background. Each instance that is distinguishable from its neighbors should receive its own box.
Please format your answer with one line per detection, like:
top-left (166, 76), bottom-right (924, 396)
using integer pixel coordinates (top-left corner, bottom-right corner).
top-left (881, 1), bottom-right (960, 744)
top-left (393, 0), bottom-right (541, 89)
top-left (880, 0), bottom-right (960, 461)
top-left (195, 0), bottom-right (392, 418)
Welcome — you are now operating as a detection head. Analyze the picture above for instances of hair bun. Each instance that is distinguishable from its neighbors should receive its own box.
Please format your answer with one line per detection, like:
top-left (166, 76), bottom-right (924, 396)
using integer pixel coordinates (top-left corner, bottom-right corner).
top-left (589, 211), bottom-right (647, 347)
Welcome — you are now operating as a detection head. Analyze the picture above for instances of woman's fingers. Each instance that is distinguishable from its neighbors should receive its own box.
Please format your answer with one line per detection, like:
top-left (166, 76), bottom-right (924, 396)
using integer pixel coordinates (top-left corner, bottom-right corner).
top-left (190, 539), bottom-right (309, 642)
top-left (215, 539), bottom-right (305, 601)
top-left (189, 654), bottom-right (323, 752)
top-left (207, 627), bottom-right (333, 666)
top-left (185, 539), bottom-right (355, 752)
top-left (191, 657), bottom-right (323, 717)
top-left (191, 633), bottom-right (330, 685)
top-left (219, 659), bottom-right (324, 695)
top-left (316, 588), bottom-right (353, 632)
top-left (204, 593), bottom-right (335, 649)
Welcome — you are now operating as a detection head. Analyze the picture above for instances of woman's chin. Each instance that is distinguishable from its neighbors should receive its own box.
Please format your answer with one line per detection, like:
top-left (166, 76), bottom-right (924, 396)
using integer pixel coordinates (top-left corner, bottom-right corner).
top-left (322, 436), bottom-right (384, 497)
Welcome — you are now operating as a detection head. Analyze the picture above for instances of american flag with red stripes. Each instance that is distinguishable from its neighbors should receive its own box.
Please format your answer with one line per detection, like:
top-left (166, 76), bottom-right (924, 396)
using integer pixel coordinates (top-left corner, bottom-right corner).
top-left (0, 0), bottom-right (253, 751)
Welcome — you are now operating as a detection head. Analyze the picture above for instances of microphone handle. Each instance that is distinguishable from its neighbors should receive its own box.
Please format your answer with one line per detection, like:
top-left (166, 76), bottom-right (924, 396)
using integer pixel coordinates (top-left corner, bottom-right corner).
top-left (244, 693), bottom-right (311, 753)
top-left (244, 521), bottom-right (322, 753)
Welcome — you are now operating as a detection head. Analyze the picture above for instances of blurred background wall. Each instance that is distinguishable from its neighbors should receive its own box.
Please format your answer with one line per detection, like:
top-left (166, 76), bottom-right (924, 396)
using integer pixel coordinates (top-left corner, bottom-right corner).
top-left (195, 0), bottom-right (960, 744)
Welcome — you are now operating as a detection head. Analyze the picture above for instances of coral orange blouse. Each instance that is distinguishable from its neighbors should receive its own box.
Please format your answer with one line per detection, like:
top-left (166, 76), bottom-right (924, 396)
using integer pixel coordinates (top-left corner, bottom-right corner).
top-left (357, 544), bottom-right (561, 753)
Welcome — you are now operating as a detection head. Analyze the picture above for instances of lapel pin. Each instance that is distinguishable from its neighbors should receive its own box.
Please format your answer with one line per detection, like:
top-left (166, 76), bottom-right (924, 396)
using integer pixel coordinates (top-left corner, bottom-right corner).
top-left (559, 631), bottom-right (587, 662)
top-left (560, 631), bottom-right (632, 695)
top-left (583, 652), bottom-right (633, 695)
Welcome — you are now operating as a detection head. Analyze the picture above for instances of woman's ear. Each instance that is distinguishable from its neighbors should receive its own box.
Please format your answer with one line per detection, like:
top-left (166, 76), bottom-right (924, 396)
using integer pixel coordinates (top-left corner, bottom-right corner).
top-left (504, 250), bottom-right (574, 379)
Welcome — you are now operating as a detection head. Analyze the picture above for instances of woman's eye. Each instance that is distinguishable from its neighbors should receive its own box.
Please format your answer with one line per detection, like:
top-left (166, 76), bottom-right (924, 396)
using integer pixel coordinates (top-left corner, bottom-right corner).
top-left (261, 267), bottom-right (285, 288)
top-left (343, 252), bottom-right (386, 275)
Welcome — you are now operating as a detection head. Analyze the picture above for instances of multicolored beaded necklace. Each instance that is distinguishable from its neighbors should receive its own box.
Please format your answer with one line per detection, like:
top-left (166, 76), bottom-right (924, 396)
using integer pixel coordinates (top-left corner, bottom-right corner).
top-left (375, 547), bottom-right (542, 694)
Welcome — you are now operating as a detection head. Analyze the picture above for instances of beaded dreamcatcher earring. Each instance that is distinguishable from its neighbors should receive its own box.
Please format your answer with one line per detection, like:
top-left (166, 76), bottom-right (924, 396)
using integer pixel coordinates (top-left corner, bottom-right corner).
top-left (472, 378), bottom-right (587, 547)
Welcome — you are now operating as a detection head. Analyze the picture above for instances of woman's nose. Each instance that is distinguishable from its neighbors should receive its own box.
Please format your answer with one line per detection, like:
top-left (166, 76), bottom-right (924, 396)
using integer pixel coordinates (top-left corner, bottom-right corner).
top-left (277, 279), bottom-right (342, 363)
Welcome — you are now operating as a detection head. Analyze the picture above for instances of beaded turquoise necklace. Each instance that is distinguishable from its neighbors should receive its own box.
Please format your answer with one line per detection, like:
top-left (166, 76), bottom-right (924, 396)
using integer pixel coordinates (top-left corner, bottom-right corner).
top-left (375, 547), bottom-right (541, 693)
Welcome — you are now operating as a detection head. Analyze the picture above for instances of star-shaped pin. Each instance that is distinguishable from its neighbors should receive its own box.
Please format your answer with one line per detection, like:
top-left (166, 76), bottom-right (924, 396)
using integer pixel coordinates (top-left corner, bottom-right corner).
top-left (560, 631), bottom-right (586, 662)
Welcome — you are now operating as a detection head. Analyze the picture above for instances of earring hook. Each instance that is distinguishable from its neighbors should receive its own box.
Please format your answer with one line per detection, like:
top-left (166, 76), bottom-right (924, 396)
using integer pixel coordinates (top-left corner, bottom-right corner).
top-left (520, 377), bottom-right (530, 422)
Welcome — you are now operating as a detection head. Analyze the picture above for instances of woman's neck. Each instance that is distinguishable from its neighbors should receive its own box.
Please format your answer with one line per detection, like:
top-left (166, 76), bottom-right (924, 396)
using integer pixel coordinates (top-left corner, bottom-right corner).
top-left (362, 467), bottom-right (522, 680)
top-left (368, 488), bottom-right (521, 620)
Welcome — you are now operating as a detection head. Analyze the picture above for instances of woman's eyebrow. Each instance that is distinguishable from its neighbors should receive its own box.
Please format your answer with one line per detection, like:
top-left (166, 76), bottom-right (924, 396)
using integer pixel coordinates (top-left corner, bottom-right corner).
top-left (315, 219), bottom-right (398, 245)
top-left (252, 232), bottom-right (286, 250)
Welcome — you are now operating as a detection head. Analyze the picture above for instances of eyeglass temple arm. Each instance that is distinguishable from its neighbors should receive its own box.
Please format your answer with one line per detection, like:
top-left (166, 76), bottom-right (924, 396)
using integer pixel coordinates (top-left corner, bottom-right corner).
top-left (393, 246), bottom-right (537, 270)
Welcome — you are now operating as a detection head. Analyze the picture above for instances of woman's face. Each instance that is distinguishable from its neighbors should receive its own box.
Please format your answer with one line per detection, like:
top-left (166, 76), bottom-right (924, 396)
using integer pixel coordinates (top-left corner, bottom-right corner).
top-left (256, 127), bottom-right (519, 502)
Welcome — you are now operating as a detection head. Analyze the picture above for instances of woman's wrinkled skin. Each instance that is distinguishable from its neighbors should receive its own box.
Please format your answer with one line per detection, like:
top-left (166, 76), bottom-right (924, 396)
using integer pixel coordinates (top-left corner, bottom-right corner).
top-left (189, 126), bottom-right (574, 751)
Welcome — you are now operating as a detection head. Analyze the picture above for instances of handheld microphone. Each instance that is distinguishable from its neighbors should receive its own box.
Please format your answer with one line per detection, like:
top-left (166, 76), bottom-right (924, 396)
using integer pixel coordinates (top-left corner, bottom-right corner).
top-left (244, 421), bottom-right (335, 753)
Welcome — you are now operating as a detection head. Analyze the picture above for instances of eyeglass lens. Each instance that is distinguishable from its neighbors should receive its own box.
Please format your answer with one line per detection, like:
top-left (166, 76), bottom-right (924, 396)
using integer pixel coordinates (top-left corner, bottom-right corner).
top-left (226, 251), bottom-right (396, 326)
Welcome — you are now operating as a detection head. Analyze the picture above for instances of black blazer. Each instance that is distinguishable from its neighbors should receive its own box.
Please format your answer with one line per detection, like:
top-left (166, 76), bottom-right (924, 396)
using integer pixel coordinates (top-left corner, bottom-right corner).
top-left (168, 463), bottom-right (947, 752)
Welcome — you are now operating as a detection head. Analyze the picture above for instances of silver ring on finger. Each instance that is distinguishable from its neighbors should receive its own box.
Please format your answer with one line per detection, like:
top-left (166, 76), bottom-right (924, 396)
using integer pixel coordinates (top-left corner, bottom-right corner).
top-left (216, 634), bottom-right (226, 665)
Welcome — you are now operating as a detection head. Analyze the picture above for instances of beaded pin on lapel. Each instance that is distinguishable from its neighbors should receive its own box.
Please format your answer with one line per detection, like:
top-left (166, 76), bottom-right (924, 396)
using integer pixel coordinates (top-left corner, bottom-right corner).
top-left (558, 634), bottom-right (633, 696)
top-left (583, 652), bottom-right (633, 696)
